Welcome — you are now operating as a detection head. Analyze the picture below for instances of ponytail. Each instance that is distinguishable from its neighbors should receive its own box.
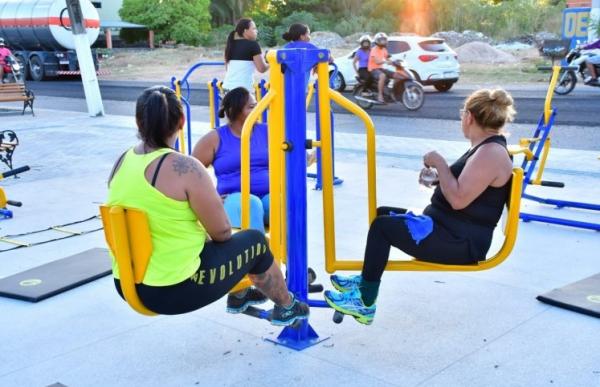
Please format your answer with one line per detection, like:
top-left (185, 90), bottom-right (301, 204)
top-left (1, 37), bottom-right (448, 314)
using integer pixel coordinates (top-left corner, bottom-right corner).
top-left (136, 86), bottom-right (184, 149)
top-left (225, 18), bottom-right (254, 63)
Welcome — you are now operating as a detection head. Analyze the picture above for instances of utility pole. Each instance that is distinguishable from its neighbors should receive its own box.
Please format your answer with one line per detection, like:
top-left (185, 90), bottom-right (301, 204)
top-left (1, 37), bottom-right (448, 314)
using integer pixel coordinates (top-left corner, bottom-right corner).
top-left (66, 0), bottom-right (104, 117)
top-left (591, 0), bottom-right (600, 41)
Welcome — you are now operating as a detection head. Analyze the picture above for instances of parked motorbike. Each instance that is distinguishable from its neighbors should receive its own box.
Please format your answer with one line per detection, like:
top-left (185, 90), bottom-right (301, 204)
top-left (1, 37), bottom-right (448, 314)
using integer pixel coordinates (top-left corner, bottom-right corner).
top-left (352, 59), bottom-right (425, 111)
top-left (554, 47), bottom-right (600, 95)
top-left (1, 55), bottom-right (24, 84)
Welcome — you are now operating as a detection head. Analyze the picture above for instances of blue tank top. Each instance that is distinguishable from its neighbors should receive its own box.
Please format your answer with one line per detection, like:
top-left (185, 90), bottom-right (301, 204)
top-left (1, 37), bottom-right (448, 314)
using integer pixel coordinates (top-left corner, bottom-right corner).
top-left (213, 123), bottom-right (269, 196)
top-left (356, 49), bottom-right (370, 68)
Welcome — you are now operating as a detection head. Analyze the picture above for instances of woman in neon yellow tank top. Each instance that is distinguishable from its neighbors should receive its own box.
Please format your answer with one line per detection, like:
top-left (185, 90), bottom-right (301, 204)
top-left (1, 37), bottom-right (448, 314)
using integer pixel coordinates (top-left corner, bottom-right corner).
top-left (107, 86), bottom-right (308, 326)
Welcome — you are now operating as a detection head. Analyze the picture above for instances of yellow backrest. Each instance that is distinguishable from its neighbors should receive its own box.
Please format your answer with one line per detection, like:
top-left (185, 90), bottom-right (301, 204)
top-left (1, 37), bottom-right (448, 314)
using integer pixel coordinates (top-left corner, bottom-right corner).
top-left (99, 205), bottom-right (157, 316)
top-left (385, 167), bottom-right (524, 272)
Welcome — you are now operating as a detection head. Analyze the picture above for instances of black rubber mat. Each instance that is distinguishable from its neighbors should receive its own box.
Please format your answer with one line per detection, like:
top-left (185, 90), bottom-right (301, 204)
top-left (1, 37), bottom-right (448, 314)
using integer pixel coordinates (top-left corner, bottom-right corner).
top-left (537, 273), bottom-right (600, 318)
top-left (0, 248), bottom-right (111, 302)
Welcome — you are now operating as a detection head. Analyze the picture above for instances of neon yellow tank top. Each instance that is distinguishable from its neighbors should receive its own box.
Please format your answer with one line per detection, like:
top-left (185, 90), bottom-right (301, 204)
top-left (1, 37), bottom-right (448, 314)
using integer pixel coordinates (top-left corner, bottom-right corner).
top-left (107, 148), bottom-right (206, 286)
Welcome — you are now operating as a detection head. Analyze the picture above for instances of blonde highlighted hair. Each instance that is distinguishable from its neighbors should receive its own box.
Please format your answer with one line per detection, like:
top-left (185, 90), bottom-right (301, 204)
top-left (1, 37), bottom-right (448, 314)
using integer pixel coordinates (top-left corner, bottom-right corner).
top-left (464, 88), bottom-right (516, 132)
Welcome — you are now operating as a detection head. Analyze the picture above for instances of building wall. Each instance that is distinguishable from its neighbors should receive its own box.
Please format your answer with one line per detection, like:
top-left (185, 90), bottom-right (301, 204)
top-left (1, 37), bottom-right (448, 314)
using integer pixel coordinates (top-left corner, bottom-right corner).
top-left (567, 0), bottom-right (592, 7)
top-left (95, 0), bottom-right (124, 22)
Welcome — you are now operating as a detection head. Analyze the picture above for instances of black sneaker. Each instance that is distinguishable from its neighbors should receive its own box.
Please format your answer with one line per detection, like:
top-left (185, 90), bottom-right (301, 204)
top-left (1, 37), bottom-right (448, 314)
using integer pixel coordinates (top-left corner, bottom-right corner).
top-left (226, 287), bottom-right (268, 314)
top-left (271, 292), bottom-right (310, 326)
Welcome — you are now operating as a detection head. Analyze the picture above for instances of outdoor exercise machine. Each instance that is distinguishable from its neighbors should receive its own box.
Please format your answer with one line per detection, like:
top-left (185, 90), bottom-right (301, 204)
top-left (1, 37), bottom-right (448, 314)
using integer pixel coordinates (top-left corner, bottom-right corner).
top-left (100, 48), bottom-right (524, 351)
top-left (0, 166), bottom-right (30, 219)
top-left (508, 66), bottom-right (600, 231)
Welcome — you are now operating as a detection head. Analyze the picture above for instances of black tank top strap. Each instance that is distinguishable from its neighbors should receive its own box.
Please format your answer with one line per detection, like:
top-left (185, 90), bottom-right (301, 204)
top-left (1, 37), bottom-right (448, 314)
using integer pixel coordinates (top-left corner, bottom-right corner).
top-left (151, 153), bottom-right (171, 187)
top-left (466, 135), bottom-right (507, 158)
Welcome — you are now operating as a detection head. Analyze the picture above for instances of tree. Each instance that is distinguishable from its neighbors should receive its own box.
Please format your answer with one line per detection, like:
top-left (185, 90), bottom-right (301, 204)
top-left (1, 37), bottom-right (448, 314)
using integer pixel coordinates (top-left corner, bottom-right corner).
top-left (120, 0), bottom-right (211, 45)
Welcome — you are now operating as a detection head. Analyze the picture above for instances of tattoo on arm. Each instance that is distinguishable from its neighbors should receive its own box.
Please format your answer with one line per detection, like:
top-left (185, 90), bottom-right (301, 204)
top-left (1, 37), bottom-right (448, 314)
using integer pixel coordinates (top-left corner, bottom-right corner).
top-left (172, 155), bottom-right (203, 180)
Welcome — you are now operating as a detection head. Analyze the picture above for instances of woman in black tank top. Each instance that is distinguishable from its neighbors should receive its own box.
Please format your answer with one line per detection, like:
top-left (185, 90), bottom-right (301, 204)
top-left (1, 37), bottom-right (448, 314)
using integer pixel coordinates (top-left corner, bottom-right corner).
top-left (324, 88), bottom-right (516, 324)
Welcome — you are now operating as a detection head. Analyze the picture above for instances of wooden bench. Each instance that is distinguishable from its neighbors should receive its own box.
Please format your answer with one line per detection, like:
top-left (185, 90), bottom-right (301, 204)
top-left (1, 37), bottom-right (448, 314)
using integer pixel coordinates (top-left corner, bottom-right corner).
top-left (0, 83), bottom-right (34, 116)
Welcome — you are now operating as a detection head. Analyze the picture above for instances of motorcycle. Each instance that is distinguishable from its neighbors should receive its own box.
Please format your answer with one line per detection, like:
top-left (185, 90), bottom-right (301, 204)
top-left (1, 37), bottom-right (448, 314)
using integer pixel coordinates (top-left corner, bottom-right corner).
top-left (554, 47), bottom-right (600, 95)
top-left (1, 54), bottom-right (24, 84)
top-left (352, 59), bottom-right (425, 111)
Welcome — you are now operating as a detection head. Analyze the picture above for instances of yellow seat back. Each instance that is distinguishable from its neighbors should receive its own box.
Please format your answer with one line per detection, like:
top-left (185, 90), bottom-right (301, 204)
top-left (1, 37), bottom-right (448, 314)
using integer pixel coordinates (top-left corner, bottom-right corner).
top-left (392, 167), bottom-right (524, 272)
top-left (99, 205), bottom-right (157, 316)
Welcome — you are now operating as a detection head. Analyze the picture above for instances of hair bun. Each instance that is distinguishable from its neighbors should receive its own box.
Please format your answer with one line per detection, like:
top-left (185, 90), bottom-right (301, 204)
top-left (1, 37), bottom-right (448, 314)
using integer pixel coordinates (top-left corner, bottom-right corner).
top-left (489, 88), bottom-right (513, 107)
top-left (282, 32), bottom-right (291, 41)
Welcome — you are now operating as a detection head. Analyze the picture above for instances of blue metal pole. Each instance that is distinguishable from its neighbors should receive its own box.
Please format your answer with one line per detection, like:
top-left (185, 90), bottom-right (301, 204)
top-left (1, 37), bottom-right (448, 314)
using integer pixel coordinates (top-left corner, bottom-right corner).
top-left (211, 78), bottom-right (221, 128)
top-left (272, 48), bottom-right (329, 351)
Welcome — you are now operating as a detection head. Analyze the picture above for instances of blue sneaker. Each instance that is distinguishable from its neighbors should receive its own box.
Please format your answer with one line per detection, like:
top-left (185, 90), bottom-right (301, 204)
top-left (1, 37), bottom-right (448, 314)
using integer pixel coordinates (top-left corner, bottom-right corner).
top-left (324, 288), bottom-right (376, 325)
top-left (330, 274), bottom-right (362, 293)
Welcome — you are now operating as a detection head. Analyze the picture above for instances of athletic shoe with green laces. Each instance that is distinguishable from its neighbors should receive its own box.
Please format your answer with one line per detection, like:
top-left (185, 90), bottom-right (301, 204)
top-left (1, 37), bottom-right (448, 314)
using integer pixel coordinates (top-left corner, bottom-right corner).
top-left (226, 287), bottom-right (268, 314)
top-left (271, 292), bottom-right (310, 326)
top-left (330, 274), bottom-right (362, 293)
top-left (324, 288), bottom-right (376, 325)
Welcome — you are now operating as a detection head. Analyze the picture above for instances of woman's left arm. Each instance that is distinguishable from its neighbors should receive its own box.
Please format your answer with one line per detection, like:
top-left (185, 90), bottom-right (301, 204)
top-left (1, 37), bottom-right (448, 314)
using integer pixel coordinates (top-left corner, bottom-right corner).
top-left (424, 145), bottom-right (510, 210)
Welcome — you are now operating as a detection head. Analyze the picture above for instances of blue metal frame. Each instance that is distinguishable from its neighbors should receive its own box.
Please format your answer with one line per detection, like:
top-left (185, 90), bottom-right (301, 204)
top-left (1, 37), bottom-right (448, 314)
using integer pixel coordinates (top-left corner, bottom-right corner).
top-left (268, 48), bottom-right (332, 351)
top-left (518, 108), bottom-right (600, 231)
top-left (169, 61), bottom-right (225, 153)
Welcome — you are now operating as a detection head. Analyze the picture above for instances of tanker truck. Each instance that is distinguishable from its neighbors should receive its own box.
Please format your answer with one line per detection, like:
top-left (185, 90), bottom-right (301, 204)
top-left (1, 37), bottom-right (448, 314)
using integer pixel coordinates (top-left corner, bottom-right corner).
top-left (0, 0), bottom-right (101, 81)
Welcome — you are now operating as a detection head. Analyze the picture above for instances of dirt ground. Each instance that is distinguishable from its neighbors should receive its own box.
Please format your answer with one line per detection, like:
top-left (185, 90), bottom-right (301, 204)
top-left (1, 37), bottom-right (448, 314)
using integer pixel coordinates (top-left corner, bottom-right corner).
top-left (97, 45), bottom-right (550, 84)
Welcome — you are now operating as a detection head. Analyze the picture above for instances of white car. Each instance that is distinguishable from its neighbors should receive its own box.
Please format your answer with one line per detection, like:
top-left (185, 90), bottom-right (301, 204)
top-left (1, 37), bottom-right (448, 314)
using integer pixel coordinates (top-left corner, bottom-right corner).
top-left (330, 35), bottom-right (460, 92)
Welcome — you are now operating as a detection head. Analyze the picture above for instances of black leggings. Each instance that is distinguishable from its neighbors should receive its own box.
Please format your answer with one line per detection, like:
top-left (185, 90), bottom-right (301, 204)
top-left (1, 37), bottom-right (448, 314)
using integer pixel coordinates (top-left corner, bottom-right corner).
top-left (361, 206), bottom-right (476, 282)
top-left (114, 229), bottom-right (273, 315)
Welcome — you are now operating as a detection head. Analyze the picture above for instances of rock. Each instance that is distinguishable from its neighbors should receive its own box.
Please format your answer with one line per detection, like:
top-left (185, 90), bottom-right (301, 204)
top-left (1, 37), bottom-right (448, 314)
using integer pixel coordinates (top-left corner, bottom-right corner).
top-left (454, 42), bottom-right (518, 64)
top-left (310, 31), bottom-right (346, 49)
top-left (432, 30), bottom-right (493, 48)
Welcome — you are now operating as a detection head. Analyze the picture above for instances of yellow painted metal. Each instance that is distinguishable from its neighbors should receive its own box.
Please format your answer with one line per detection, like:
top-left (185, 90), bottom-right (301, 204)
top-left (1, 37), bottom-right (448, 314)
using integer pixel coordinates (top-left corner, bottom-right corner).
top-left (240, 91), bottom-right (276, 230)
top-left (545, 66), bottom-right (560, 125)
top-left (306, 82), bottom-right (315, 109)
top-left (328, 89), bottom-right (377, 223)
top-left (207, 81), bottom-right (215, 129)
top-left (0, 188), bottom-right (6, 207)
top-left (319, 81), bottom-right (378, 273)
top-left (533, 138), bottom-right (551, 185)
top-left (99, 205), bottom-right (157, 316)
top-left (174, 80), bottom-right (186, 155)
top-left (266, 51), bottom-right (287, 263)
top-left (329, 168), bottom-right (523, 272)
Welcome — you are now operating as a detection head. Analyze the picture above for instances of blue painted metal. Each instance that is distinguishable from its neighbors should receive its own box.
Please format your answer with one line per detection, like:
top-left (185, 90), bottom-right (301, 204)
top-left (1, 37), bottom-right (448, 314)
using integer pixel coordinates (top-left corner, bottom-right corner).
top-left (0, 208), bottom-right (13, 219)
top-left (307, 299), bottom-right (329, 308)
top-left (259, 79), bottom-right (268, 123)
top-left (266, 48), bottom-right (331, 351)
top-left (518, 108), bottom-right (600, 231)
top-left (210, 78), bottom-right (222, 129)
top-left (520, 212), bottom-right (600, 231)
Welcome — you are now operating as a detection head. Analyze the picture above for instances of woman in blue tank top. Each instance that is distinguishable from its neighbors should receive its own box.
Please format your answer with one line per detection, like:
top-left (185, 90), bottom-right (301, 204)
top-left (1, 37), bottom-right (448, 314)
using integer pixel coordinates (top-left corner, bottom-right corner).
top-left (193, 87), bottom-right (270, 232)
top-left (324, 88), bottom-right (516, 325)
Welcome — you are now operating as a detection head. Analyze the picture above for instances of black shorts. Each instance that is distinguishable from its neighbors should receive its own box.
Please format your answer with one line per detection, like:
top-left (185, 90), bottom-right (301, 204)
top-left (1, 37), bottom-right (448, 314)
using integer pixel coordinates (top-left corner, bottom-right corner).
top-left (114, 229), bottom-right (274, 315)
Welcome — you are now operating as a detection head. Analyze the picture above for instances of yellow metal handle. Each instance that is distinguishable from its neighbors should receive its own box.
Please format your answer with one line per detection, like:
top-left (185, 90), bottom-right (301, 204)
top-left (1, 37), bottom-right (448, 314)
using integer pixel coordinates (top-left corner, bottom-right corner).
top-left (174, 80), bottom-right (186, 154)
top-left (207, 81), bottom-right (215, 129)
top-left (545, 66), bottom-right (560, 125)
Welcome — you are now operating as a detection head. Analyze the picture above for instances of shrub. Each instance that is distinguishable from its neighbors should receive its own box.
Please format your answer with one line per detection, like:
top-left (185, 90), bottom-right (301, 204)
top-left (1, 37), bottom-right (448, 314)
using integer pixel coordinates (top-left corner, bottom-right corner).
top-left (120, 0), bottom-right (211, 46)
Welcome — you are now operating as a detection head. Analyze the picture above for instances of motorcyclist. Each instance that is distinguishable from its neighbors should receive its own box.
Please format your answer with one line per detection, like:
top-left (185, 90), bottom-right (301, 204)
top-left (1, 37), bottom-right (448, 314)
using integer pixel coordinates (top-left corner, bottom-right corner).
top-left (353, 35), bottom-right (372, 82)
top-left (581, 38), bottom-right (600, 85)
top-left (368, 32), bottom-right (393, 103)
top-left (0, 38), bottom-right (13, 83)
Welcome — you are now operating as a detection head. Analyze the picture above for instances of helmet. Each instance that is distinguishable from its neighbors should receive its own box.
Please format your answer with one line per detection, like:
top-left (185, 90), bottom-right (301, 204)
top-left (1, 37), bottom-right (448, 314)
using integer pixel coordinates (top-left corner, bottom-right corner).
top-left (373, 32), bottom-right (388, 46)
top-left (358, 35), bottom-right (371, 45)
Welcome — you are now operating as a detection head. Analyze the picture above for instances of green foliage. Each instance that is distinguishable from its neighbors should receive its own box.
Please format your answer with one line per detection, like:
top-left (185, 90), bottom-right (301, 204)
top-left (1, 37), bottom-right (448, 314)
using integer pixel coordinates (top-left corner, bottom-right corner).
top-left (120, 0), bottom-right (211, 45)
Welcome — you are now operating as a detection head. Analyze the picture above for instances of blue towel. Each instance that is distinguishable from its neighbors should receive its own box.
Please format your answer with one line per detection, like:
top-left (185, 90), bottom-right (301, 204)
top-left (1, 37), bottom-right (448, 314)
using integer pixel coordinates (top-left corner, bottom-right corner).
top-left (389, 211), bottom-right (434, 245)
